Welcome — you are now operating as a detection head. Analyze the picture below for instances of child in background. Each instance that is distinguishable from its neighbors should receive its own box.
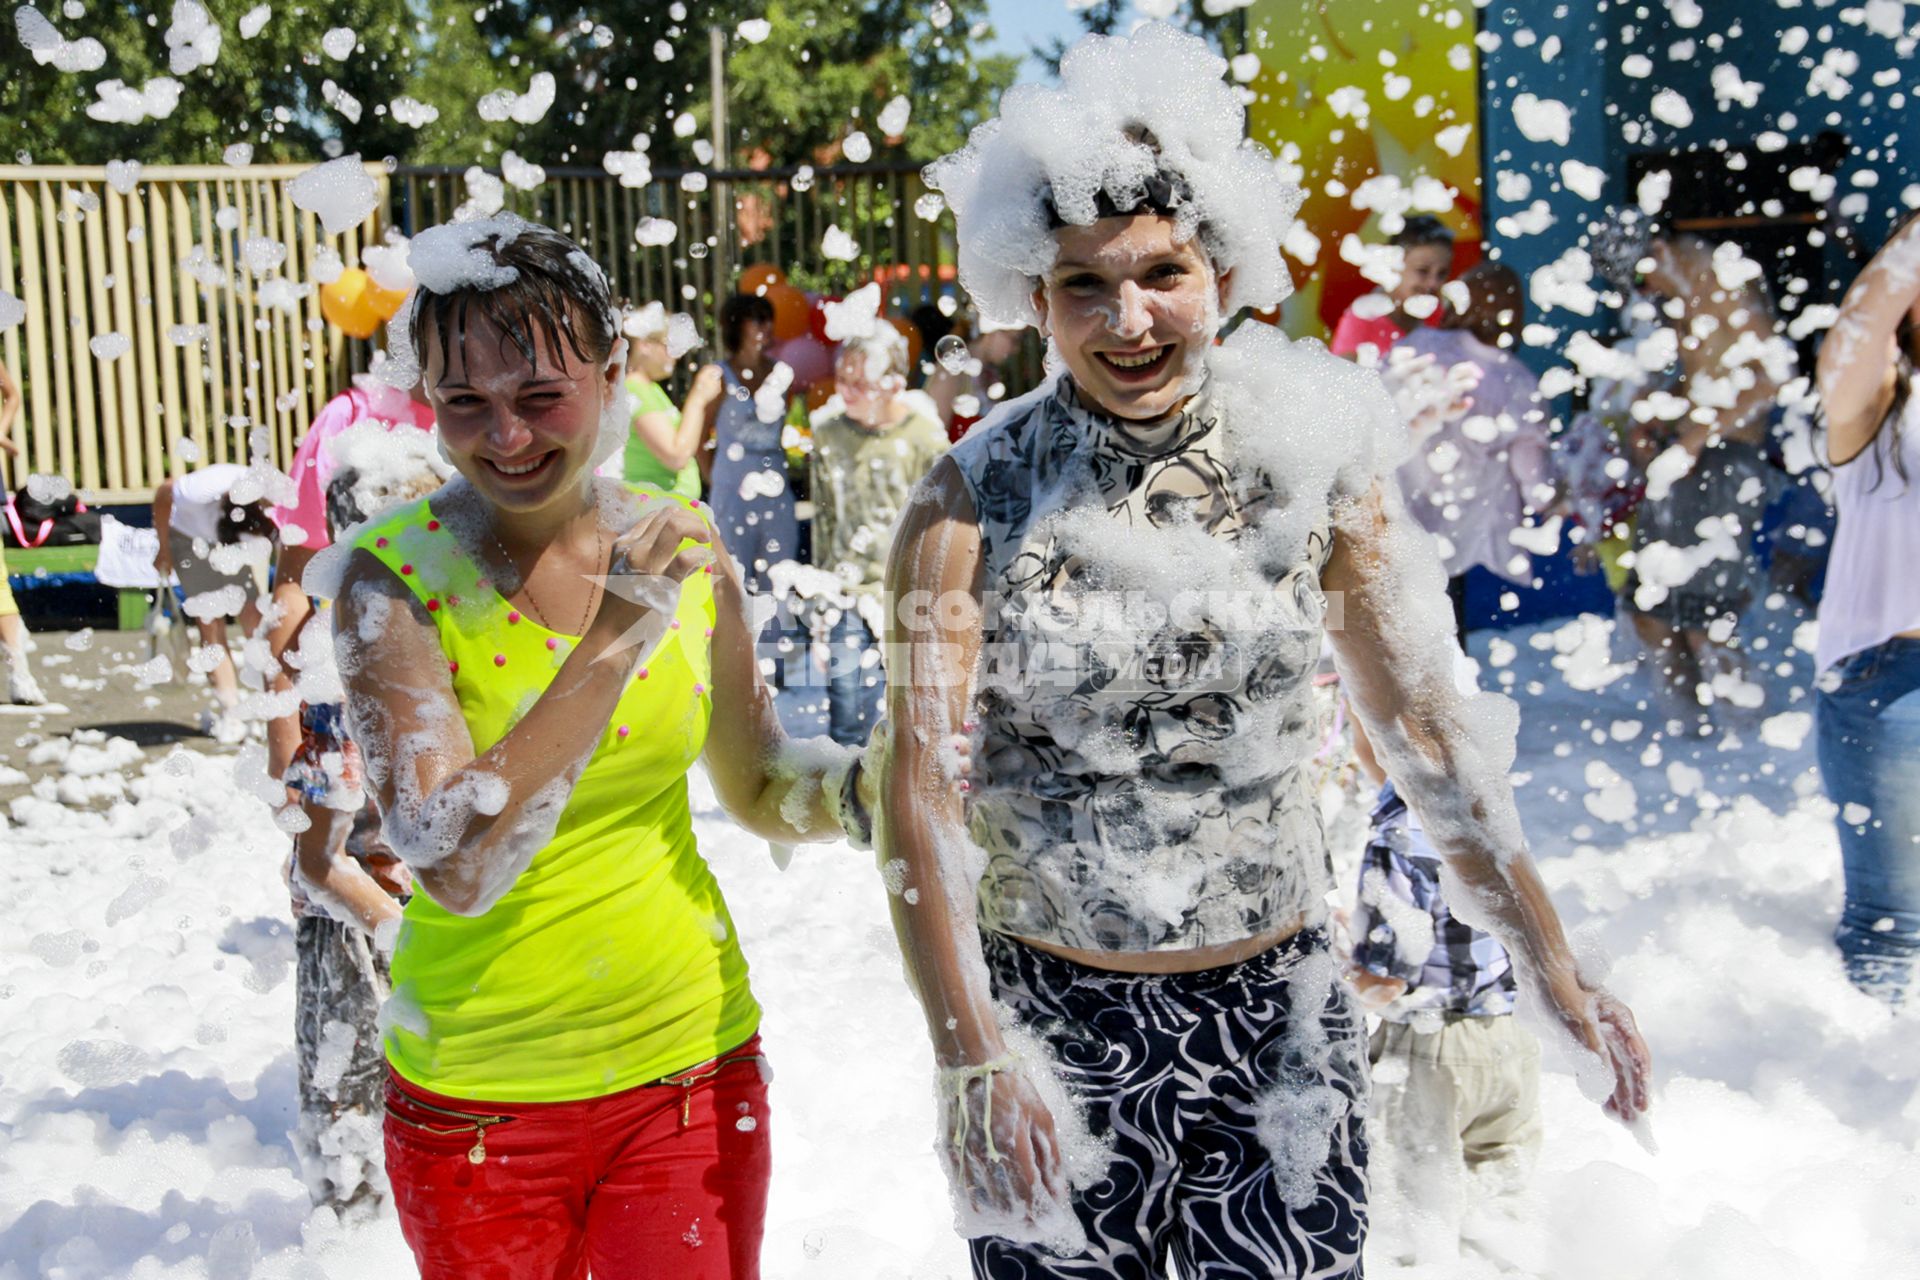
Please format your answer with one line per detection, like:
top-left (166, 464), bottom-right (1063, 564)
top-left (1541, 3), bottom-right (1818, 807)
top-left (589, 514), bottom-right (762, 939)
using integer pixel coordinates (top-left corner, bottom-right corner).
top-left (807, 324), bottom-right (948, 744)
top-left (0, 356), bottom-right (47, 706)
top-left (1386, 261), bottom-right (1555, 643)
top-left (271, 370), bottom-right (437, 589)
top-left (151, 463), bottom-right (279, 741)
top-left (1330, 214), bottom-right (1456, 364)
top-left (266, 367), bottom-right (436, 774)
top-left (1347, 779), bottom-right (1543, 1265)
top-left (279, 428), bottom-right (448, 1218)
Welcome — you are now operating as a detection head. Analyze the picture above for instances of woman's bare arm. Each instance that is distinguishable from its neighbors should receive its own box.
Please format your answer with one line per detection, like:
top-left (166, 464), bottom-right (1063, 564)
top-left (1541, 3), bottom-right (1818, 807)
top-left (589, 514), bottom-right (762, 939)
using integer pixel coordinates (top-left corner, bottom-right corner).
top-left (0, 359), bottom-right (21, 453)
top-left (332, 504), bottom-right (710, 915)
top-left (698, 519), bottom-right (857, 844)
top-left (875, 459), bottom-right (1003, 1064)
top-left (631, 411), bottom-right (698, 472)
top-left (1818, 215), bottom-right (1920, 465)
top-left (696, 390), bottom-right (722, 490)
top-left (873, 460), bottom-right (1070, 1225)
top-left (1323, 480), bottom-right (1651, 1123)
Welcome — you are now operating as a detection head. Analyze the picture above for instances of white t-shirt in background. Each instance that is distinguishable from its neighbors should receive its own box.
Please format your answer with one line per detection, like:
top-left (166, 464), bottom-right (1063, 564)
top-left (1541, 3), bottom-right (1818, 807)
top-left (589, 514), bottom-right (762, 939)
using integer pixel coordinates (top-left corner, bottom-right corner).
top-left (170, 463), bottom-right (248, 543)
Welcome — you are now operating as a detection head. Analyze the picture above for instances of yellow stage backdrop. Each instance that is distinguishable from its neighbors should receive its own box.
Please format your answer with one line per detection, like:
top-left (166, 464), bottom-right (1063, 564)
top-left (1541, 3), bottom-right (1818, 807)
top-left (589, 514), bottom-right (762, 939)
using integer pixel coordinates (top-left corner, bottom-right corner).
top-left (1244, 0), bottom-right (1483, 340)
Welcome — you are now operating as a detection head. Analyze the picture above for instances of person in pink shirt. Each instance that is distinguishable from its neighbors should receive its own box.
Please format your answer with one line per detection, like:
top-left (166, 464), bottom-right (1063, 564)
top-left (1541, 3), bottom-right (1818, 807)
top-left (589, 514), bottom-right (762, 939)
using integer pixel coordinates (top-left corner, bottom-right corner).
top-left (266, 374), bottom-right (435, 773)
top-left (1329, 215), bottom-right (1456, 364)
top-left (272, 374), bottom-right (436, 588)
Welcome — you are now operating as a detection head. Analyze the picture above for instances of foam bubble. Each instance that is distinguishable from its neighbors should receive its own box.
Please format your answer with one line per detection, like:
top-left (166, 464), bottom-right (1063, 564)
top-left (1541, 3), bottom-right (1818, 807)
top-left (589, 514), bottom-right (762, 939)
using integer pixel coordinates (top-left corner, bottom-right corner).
top-left (288, 155), bottom-right (379, 236)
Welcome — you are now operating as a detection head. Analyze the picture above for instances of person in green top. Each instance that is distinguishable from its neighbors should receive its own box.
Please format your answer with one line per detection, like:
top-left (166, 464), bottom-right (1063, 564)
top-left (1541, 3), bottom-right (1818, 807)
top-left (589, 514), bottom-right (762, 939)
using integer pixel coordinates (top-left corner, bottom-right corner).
top-left (809, 323), bottom-right (949, 744)
top-left (619, 300), bottom-right (717, 498)
top-left (323, 215), bottom-right (874, 1279)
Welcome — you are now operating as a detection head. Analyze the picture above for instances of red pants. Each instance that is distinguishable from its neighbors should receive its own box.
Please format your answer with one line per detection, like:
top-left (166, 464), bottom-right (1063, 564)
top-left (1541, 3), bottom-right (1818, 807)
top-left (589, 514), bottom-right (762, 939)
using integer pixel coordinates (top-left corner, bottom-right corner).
top-left (383, 1036), bottom-right (771, 1279)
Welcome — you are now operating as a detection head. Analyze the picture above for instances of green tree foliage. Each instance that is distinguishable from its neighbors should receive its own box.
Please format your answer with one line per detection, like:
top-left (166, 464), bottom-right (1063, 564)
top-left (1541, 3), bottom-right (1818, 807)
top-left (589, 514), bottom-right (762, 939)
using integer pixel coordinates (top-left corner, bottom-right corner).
top-left (2, 0), bottom-right (1015, 172)
top-left (1, 0), bottom-right (423, 164)
top-left (404, 0), bottom-right (1013, 170)
top-left (716, 0), bottom-right (1015, 168)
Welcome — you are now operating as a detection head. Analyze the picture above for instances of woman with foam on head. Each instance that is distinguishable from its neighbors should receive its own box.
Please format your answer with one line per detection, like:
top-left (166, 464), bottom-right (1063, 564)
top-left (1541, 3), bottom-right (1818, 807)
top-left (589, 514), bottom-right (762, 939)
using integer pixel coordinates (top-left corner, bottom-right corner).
top-left (878, 24), bottom-right (1652, 1276)
top-left (319, 214), bottom-right (868, 1278)
top-left (616, 299), bottom-right (713, 499)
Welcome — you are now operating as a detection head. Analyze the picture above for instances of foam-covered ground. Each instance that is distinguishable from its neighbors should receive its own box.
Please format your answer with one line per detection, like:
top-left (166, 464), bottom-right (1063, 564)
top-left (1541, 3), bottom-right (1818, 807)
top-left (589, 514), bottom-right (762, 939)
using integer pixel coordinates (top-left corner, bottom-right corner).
top-left (0, 612), bottom-right (1915, 1278)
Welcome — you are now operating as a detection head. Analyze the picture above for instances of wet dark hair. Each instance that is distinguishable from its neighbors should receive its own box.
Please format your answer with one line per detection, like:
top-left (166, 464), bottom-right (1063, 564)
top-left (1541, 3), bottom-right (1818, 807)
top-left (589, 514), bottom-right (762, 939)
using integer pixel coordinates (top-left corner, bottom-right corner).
top-left (1042, 167), bottom-right (1195, 228)
top-left (719, 293), bottom-right (775, 354)
top-left (910, 302), bottom-right (954, 350)
top-left (407, 222), bottom-right (617, 377)
top-left (1446, 261), bottom-right (1524, 348)
top-left (216, 498), bottom-right (276, 545)
top-left (1590, 208), bottom-right (1662, 294)
top-left (1393, 214), bottom-right (1455, 255)
top-left (1038, 126), bottom-right (1220, 268)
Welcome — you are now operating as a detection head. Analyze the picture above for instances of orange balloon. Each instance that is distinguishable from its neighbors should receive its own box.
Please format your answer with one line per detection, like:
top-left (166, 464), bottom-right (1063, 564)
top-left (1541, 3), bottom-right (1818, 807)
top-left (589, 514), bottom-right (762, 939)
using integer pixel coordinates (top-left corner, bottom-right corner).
top-left (737, 262), bottom-right (787, 297)
top-left (320, 268), bottom-right (408, 339)
top-left (767, 282), bottom-right (810, 343)
top-left (887, 314), bottom-right (923, 371)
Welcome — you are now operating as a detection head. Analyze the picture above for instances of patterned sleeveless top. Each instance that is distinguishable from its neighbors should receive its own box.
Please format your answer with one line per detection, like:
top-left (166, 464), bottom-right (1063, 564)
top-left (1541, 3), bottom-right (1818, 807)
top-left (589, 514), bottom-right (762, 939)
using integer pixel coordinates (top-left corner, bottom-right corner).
top-left (947, 376), bottom-right (1337, 953)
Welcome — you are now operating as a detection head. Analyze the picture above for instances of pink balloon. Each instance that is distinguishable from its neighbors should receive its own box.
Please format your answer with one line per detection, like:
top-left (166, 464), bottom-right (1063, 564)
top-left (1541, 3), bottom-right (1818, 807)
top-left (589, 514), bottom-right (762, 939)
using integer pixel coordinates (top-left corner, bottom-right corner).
top-left (771, 334), bottom-right (836, 389)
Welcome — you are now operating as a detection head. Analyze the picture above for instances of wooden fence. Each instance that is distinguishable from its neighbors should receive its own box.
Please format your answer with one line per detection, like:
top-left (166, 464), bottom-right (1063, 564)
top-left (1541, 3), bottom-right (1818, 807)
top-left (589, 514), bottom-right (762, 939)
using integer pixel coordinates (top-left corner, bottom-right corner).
top-left (0, 161), bottom-right (956, 504)
top-left (0, 163), bottom-right (393, 504)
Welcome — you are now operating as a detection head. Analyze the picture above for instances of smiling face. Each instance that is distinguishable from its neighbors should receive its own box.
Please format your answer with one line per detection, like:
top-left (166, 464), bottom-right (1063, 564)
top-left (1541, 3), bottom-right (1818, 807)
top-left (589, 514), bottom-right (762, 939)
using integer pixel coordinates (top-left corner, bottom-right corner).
top-left (424, 309), bottom-right (620, 515)
top-left (1032, 215), bottom-right (1228, 421)
top-left (1393, 242), bottom-right (1453, 307)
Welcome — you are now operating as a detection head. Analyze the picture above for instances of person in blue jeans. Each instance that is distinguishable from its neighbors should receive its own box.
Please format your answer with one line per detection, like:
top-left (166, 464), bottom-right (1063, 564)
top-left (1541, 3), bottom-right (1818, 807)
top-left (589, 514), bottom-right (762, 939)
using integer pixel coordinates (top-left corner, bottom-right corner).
top-left (1816, 643), bottom-right (1920, 1003)
top-left (1812, 208), bottom-right (1920, 1005)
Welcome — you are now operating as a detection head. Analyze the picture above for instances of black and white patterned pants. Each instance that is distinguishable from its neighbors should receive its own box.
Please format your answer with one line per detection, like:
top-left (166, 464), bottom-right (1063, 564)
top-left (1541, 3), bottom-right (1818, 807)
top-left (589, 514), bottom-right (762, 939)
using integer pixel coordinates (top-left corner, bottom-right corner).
top-left (972, 929), bottom-right (1370, 1280)
top-left (293, 914), bottom-right (392, 1215)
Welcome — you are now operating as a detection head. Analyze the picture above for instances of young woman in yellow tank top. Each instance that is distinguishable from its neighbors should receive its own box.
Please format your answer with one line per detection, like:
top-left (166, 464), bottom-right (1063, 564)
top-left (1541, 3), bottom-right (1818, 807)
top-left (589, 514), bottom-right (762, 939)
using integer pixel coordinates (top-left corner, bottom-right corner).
top-left (325, 216), bottom-right (870, 1279)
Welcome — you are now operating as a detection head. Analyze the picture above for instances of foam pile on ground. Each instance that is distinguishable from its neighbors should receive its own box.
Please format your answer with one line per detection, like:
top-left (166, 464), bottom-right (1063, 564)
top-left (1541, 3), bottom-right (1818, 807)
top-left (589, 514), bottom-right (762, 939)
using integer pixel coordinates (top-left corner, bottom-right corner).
top-left (0, 615), bottom-right (1912, 1275)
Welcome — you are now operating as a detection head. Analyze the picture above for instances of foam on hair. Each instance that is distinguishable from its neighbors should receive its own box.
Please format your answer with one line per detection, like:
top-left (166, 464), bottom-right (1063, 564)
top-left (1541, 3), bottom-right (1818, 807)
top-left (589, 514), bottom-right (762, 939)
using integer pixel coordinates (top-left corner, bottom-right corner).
top-left (924, 22), bottom-right (1302, 330)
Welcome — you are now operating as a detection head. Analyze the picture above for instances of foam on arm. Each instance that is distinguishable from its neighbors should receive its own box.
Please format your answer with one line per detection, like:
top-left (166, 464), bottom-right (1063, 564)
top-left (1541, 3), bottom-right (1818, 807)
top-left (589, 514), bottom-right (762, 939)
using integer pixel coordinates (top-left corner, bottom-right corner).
top-left (873, 459), bottom-right (1001, 1061)
top-left (699, 520), bottom-right (857, 844)
top-left (332, 550), bottom-right (626, 916)
top-left (1323, 482), bottom-right (1628, 1028)
top-left (1817, 215), bottom-right (1920, 462)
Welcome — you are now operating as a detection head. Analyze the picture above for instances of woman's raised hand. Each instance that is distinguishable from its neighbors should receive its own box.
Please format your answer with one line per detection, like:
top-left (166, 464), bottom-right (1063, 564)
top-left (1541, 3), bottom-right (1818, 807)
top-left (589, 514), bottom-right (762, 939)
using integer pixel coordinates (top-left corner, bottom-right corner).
top-left (689, 363), bottom-right (726, 402)
top-left (593, 502), bottom-right (716, 643)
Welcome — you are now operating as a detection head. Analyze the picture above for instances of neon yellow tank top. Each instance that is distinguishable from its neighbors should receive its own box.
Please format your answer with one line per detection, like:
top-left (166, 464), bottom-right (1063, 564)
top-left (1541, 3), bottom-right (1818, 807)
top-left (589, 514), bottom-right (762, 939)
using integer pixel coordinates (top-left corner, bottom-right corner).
top-left (355, 486), bottom-right (760, 1103)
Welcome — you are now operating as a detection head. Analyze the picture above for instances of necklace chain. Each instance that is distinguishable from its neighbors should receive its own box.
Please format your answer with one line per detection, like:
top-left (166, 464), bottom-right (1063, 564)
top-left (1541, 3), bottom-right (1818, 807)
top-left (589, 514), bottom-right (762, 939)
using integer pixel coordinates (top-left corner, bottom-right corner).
top-left (489, 517), bottom-right (604, 636)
